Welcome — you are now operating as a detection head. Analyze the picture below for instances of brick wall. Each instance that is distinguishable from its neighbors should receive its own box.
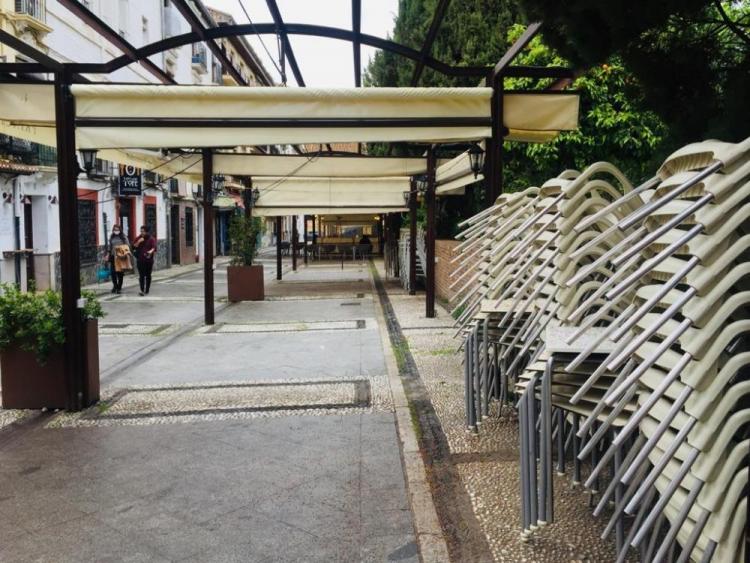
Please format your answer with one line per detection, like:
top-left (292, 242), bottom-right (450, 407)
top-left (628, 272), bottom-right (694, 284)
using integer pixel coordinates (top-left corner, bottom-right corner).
top-left (435, 239), bottom-right (476, 304)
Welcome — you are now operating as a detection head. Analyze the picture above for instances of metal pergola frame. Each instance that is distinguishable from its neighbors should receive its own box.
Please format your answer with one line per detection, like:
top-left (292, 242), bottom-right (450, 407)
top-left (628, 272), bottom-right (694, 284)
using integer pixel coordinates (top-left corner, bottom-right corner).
top-left (0, 2), bottom-right (573, 410)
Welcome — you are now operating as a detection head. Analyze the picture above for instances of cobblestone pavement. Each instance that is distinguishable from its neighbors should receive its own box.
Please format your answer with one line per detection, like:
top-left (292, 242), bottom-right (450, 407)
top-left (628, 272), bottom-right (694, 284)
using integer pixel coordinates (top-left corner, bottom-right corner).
top-left (0, 259), bottom-right (419, 563)
top-left (374, 262), bottom-right (630, 562)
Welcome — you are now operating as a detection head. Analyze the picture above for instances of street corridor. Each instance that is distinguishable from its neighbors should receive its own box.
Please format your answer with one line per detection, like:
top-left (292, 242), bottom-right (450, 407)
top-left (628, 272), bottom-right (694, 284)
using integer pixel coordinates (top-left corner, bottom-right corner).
top-left (0, 259), bottom-right (424, 562)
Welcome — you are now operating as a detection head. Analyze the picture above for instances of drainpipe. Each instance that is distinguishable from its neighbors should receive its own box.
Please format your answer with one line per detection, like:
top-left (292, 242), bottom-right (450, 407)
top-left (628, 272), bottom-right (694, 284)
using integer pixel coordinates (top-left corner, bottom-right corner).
top-left (12, 177), bottom-right (21, 287)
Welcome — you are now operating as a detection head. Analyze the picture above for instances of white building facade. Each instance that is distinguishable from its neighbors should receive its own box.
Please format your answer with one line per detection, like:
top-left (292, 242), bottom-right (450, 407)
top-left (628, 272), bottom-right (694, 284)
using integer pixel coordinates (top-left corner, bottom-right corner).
top-left (0, 0), bottom-right (274, 289)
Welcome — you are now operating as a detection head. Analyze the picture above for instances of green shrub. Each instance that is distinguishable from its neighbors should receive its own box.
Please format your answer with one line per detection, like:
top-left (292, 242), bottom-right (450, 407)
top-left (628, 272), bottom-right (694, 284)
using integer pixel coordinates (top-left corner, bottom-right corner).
top-left (0, 284), bottom-right (104, 363)
top-left (228, 214), bottom-right (262, 266)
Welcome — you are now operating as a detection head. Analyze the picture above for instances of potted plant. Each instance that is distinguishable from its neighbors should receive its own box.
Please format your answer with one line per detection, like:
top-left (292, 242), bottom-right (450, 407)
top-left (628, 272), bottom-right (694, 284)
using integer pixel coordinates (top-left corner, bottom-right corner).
top-left (0, 284), bottom-right (104, 409)
top-left (227, 214), bottom-right (265, 302)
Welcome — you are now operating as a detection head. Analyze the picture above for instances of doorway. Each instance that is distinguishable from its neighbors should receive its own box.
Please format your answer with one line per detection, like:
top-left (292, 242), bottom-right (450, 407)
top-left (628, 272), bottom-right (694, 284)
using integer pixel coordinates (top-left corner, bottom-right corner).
top-left (170, 204), bottom-right (180, 264)
top-left (23, 200), bottom-right (34, 286)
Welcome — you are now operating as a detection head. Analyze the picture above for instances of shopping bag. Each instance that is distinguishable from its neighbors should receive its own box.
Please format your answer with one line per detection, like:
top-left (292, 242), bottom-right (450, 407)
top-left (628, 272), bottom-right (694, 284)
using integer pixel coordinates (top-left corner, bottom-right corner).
top-left (96, 263), bottom-right (110, 282)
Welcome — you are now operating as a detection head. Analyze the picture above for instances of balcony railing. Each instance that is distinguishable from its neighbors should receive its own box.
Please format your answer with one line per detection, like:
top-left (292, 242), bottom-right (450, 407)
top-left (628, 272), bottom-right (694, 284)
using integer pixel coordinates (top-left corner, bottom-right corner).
top-left (0, 135), bottom-right (56, 166)
top-left (15, 0), bottom-right (45, 22)
top-left (192, 44), bottom-right (207, 72)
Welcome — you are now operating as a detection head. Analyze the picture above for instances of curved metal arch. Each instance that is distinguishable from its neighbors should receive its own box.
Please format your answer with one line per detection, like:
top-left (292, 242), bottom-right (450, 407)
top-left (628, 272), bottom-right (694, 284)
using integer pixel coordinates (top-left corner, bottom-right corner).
top-left (71, 23), bottom-right (492, 78)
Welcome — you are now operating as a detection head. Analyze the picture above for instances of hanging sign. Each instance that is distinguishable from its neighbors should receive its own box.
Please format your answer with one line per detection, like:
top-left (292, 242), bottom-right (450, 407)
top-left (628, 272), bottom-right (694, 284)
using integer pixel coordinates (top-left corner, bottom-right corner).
top-left (118, 164), bottom-right (142, 196)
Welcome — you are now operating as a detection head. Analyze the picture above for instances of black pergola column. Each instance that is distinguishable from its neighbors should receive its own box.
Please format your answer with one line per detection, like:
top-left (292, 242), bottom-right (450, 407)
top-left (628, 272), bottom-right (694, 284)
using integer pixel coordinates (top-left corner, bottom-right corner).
top-left (291, 215), bottom-right (298, 271)
top-left (202, 148), bottom-right (214, 325)
top-left (408, 178), bottom-right (417, 295)
top-left (303, 215), bottom-right (308, 265)
top-left (425, 146), bottom-right (437, 318)
top-left (54, 72), bottom-right (86, 410)
top-left (486, 75), bottom-right (505, 207)
top-left (276, 216), bottom-right (282, 280)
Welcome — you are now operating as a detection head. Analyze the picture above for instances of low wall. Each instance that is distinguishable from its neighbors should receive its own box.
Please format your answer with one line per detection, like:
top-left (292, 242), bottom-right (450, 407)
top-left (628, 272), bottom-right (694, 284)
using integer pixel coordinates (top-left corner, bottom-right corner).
top-left (435, 239), bottom-right (472, 304)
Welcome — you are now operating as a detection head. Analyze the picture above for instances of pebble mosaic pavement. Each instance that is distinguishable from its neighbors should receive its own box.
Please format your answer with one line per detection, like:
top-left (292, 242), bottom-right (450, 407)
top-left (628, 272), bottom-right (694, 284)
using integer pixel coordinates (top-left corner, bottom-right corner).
top-left (377, 263), bottom-right (629, 563)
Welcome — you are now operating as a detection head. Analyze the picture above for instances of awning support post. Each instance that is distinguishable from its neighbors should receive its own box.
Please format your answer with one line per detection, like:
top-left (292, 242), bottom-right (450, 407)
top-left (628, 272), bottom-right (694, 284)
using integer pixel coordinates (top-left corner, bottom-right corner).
top-left (54, 71), bottom-right (86, 411)
top-left (425, 145), bottom-right (437, 318)
top-left (486, 74), bottom-right (505, 207)
top-left (292, 215), bottom-right (298, 271)
top-left (276, 216), bottom-right (282, 280)
top-left (202, 148), bottom-right (214, 325)
top-left (409, 178), bottom-right (417, 295)
top-left (303, 214), bottom-right (308, 265)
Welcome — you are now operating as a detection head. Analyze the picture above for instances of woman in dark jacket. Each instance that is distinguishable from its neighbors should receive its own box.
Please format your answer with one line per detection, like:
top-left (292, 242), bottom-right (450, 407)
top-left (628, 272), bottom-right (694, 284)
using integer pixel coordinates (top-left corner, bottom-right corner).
top-left (132, 225), bottom-right (156, 296)
top-left (107, 224), bottom-right (130, 294)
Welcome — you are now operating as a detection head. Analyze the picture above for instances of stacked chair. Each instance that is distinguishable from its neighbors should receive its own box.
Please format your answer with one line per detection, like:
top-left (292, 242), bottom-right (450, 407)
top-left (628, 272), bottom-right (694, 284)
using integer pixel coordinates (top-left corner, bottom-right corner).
top-left (451, 137), bottom-right (750, 562)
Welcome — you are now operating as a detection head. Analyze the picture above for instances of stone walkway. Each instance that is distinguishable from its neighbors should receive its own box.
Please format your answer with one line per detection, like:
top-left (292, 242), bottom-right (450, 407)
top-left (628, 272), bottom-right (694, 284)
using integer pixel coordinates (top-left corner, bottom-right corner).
top-left (0, 259), bottom-right (421, 562)
top-left (374, 262), bottom-right (625, 562)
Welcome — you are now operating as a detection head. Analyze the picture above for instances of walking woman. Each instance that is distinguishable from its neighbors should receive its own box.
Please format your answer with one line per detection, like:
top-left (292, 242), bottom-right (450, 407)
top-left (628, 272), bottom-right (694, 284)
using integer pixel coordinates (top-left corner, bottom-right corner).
top-left (107, 224), bottom-right (131, 294)
top-left (133, 225), bottom-right (156, 296)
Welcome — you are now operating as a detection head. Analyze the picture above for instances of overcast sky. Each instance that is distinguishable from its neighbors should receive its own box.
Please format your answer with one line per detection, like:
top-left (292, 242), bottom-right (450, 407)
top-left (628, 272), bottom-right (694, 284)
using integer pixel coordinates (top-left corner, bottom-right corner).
top-left (206, 0), bottom-right (400, 87)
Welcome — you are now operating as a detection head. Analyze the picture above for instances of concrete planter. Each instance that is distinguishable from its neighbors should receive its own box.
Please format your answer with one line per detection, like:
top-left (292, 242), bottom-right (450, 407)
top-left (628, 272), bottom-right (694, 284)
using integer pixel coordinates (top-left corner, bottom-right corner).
top-left (227, 265), bottom-right (265, 302)
top-left (0, 319), bottom-right (100, 409)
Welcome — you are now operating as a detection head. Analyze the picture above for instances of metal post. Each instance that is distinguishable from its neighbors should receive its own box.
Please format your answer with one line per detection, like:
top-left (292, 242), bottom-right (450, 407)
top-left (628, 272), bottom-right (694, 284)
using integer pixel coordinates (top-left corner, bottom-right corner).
top-left (303, 214), bottom-right (308, 265)
top-left (201, 148), bottom-right (214, 325)
top-left (486, 74), bottom-right (505, 207)
top-left (409, 178), bottom-right (417, 295)
top-left (425, 146), bottom-right (437, 318)
top-left (291, 215), bottom-right (297, 271)
top-left (276, 216), bottom-right (282, 280)
top-left (54, 71), bottom-right (86, 410)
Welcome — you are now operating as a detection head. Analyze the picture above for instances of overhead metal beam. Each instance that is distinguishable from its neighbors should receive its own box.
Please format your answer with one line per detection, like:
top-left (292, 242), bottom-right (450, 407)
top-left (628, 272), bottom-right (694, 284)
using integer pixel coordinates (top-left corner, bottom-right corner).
top-left (492, 21), bottom-right (542, 79)
top-left (171, 0), bottom-right (248, 86)
top-left (62, 24), bottom-right (496, 78)
top-left (265, 0), bottom-right (305, 87)
top-left (352, 0), bottom-right (361, 87)
top-left (57, 0), bottom-right (175, 84)
top-left (411, 0), bottom-right (450, 86)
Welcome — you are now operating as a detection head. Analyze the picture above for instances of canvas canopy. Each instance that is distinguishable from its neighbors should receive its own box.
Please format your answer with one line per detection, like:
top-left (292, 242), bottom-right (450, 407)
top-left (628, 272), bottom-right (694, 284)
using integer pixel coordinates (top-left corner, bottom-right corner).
top-left (161, 152), bottom-right (435, 179)
top-left (0, 84), bottom-right (579, 149)
top-left (435, 150), bottom-right (483, 195)
top-left (251, 176), bottom-right (409, 217)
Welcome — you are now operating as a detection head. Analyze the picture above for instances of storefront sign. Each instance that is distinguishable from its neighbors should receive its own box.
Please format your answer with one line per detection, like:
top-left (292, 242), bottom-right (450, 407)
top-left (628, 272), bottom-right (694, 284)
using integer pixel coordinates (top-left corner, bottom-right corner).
top-left (118, 164), bottom-right (142, 196)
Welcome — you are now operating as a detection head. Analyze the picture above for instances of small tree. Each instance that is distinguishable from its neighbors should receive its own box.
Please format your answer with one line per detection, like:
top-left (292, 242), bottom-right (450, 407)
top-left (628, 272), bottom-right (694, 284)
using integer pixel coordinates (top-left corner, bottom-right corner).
top-left (228, 214), bottom-right (262, 266)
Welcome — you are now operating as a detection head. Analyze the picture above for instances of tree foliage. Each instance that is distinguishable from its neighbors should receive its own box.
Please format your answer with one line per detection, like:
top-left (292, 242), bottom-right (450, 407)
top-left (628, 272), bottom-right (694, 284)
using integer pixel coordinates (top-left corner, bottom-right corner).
top-left (517, 0), bottom-right (750, 144)
top-left (503, 25), bottom-right (667, 190)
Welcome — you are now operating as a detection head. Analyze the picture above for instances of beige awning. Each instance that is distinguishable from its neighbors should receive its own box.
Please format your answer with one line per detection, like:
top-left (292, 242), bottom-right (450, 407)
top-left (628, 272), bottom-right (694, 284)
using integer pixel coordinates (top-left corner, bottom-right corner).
top-left (0, 84), bottom-right (579, 149)
top-left (435, 150), bottom-right (483, 195)
top-left (254, 206), bottom-right (407, 217)
top-left (252, 176), bottom-right (409, 217)
top-left (163, 152), bottom-right (435, 179)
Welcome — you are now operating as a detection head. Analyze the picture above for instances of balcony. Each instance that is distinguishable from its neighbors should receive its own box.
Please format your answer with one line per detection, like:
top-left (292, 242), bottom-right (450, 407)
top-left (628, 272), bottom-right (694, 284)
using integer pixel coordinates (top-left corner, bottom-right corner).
top-left (0, 135), bottom-right (56, 167)
top-left (191, 45), bottom-right (207, 72)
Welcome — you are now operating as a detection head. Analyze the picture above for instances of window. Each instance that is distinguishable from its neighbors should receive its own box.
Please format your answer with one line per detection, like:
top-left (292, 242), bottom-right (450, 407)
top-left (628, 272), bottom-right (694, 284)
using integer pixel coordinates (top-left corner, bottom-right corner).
top-left (15, 0), bottom-right (44, 21)
top-left (144, 203), bottom-right (157, 239)
top-left (78, 199), bottom-right (98, 265)
top-left (185, 207), bottom-right (194, 247)
top-left (169, 178), bottom-right (178, 194)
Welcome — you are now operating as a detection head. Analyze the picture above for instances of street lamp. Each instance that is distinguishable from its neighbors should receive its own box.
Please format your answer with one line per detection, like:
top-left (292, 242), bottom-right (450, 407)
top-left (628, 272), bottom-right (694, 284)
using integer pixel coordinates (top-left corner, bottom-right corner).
top-left (252, 187), bottom-right (260, 205)
top-left (79, 149), bottom-right (97, 174)
top-left (402, 191), bottom-right (411, 205)
top-left (415, 174), bottom-right (429, 194)
top-left (468, 144), bottom-right (485, 178)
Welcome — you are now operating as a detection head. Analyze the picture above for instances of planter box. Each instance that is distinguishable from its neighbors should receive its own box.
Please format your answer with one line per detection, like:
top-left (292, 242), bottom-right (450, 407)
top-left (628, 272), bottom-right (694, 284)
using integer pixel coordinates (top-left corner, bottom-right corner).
top-left (0, 319), bottom-right (99, 410)
top-left (227, 264), bottom-right (265, 302)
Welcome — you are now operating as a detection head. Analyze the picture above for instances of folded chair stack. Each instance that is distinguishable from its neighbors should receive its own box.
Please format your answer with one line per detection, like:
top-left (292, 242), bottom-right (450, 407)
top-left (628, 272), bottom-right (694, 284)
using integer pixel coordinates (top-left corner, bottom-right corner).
top-left (450, 137), bottom-right (749, 562)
